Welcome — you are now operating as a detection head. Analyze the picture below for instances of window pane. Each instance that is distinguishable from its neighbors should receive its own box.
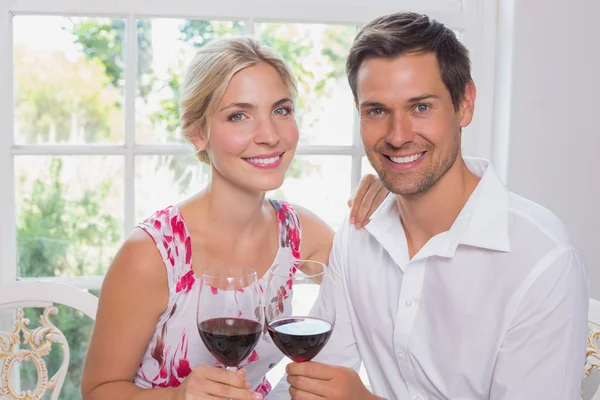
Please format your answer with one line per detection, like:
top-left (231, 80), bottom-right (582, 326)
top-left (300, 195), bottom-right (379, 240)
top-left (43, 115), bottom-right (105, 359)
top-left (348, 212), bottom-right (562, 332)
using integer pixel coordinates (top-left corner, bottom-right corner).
top-left (270, 155), bottom-right (352, 230)
top-left (15, 156), bottom-right (124, 277)
top-left (135, 154), bottom-right (211, 222)
top-left (453, 30), bottom-right (463, 42)
top-left (256, 23), bottom-right (357, 146)
top-left (136, 19), bottom-right (245, 144)
top-left (361, 155), bottom-right (377, 178)
top-left (13, 16), bottom-right (125, 144)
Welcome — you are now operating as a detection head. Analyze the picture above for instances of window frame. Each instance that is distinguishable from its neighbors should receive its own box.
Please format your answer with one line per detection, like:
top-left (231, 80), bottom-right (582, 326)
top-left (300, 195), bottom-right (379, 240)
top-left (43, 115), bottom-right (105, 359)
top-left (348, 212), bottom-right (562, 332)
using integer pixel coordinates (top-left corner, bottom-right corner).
top-left (0, 0), bottom-right (498, 289)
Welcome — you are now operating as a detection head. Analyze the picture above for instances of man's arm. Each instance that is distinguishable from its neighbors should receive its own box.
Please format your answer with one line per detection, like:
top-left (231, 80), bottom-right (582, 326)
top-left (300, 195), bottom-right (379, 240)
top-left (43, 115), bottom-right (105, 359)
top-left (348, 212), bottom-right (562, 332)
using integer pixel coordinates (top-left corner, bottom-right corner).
top-left (490, 248), bottom-right (588, 400)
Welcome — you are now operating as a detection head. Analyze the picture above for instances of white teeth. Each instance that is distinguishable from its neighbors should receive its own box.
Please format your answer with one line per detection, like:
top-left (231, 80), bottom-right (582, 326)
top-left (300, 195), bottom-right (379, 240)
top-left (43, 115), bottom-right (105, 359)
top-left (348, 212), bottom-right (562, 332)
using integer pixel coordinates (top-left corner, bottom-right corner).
top-left (246, 155), bottom-right (280, 165)
top-left (389, 152), bottom-right (424, 164)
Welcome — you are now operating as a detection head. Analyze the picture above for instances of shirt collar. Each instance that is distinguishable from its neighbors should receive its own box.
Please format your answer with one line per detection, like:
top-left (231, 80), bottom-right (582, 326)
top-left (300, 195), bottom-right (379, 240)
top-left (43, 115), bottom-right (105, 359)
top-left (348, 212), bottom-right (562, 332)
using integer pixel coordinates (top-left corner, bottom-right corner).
top-left (366, 157), bottom-right (511, 262)
top-left (438, 157), bottom-right (511, 257)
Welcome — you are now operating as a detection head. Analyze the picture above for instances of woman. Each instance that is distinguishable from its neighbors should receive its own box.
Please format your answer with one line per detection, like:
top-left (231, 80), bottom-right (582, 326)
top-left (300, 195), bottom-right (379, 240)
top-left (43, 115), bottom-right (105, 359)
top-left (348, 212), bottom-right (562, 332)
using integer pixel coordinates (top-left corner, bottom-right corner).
top-left (81, 36), bottom-right (386, 400)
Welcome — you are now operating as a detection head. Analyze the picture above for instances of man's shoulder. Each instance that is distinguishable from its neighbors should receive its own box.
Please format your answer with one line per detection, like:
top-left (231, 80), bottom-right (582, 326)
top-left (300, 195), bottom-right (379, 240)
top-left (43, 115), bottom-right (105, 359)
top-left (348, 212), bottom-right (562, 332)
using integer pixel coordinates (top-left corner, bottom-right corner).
top-left (507, 191), bottom-right (575, 250)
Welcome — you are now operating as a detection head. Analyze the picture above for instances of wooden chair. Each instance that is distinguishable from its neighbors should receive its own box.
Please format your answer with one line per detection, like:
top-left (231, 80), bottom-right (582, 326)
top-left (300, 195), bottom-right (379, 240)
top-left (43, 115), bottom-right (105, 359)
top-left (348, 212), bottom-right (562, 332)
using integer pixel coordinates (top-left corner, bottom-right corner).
top-left (0, 281), bottom-right (98, 400)
top-left (583, 298), bottom-right (600, 400)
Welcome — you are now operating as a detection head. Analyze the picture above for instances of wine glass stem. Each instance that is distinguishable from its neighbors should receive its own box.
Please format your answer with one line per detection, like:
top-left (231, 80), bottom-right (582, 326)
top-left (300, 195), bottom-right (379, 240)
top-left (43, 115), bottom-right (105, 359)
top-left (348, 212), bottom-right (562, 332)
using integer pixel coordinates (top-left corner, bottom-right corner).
top-left (225, 366), bottom-right (239, 400)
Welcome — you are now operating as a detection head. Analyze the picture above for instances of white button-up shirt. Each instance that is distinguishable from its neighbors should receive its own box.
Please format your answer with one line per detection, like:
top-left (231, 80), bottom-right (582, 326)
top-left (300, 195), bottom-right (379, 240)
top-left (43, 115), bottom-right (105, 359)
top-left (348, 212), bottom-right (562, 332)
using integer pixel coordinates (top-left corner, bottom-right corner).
top-left (296, 158), bottom-right (588, 400)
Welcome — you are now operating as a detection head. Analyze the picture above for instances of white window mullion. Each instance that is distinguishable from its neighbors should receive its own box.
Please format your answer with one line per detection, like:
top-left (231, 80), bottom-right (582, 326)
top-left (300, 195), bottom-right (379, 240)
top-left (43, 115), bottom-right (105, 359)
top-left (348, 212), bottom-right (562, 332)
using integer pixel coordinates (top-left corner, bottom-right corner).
top-left (19, 276), bottom-right (104, 291)
top-left (124, 13), bottom-right (137, 235)
top-left (0, 6), bottom-right (17, 285)
top-left (350, 108), bottom-right (363, 189)
top-left (244, 17), bottom-right (254, 35)
top-left (350, 23), bottom-right (363, 190)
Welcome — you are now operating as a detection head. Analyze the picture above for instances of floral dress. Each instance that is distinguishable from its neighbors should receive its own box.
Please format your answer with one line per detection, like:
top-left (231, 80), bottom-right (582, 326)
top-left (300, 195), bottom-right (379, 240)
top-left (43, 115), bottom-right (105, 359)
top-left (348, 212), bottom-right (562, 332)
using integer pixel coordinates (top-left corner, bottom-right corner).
top-left (133, 199), bottom-right (301, 397)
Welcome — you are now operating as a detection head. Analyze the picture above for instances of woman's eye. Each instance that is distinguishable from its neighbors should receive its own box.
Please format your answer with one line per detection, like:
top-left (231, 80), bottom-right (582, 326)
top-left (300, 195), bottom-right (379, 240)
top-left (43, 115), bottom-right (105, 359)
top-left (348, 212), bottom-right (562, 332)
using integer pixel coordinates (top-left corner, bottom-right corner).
top-left (228, 113), bottom-right (245, 122)
top-left (274, 107), bottom-right (291, 116)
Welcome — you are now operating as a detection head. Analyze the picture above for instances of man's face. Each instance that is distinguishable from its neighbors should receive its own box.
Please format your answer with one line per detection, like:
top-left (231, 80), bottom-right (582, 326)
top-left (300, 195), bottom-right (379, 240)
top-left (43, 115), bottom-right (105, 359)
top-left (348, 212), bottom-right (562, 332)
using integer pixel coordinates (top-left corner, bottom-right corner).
top-left (356, 52), bottom-right (475, 195)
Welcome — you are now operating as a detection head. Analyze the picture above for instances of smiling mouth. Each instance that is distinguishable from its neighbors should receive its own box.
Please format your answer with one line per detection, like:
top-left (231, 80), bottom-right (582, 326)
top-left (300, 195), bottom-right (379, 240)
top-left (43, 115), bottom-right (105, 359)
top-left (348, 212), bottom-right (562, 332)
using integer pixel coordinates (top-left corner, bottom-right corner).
top-left (387, 152), bottom-right (425, 164)
top-left (243, 153), bottom-right (283, 166)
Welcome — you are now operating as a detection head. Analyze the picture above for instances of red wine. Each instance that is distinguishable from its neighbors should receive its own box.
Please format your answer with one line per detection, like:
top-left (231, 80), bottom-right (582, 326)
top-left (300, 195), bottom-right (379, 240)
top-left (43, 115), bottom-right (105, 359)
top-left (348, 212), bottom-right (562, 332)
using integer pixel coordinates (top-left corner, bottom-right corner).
top-left (198, 318), bottom-right (262, 367)
top-left (268, 317), bottom-right (333, 363)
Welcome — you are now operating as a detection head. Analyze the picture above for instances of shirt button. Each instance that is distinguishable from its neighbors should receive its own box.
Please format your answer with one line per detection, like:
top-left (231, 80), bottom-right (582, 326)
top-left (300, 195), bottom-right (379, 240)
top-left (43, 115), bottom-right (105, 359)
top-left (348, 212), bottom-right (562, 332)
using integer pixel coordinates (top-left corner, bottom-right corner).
top-left (397, 351), bottom-right (404, 359)
top-left (405, 299), bottom-right (413, 307)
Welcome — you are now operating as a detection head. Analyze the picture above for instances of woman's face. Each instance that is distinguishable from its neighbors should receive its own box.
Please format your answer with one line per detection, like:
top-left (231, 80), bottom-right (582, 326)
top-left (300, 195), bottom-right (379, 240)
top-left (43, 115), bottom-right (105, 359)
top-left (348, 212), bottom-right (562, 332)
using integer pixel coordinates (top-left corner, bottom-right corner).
top-left (199, 62), bottom-right (299, 192)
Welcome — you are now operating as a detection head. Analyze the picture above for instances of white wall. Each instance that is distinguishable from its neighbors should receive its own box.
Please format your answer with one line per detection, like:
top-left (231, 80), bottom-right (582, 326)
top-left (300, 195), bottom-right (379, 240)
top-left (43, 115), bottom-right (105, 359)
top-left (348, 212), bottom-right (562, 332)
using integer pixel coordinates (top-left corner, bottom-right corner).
top-left (499, 0), bottom-right (600, 299)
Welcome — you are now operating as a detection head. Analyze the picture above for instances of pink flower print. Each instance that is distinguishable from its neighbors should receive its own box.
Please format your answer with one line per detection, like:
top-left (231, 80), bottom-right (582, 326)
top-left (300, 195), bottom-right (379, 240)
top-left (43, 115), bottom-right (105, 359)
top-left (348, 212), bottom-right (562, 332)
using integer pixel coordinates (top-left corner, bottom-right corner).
top-left (160, 332), bottom-right (191, 386)
top-left (154, 219), bottom-right (162, 230)
top-left (176, 270), bottom-right (195, 293)
top-left (276, 209), bottom-right (287, 223)
top-left (158, 349), bottom-right (169, 379)
top-left (247, 350), bottom-right (259, 363)
top-left (164, 234), bottom-right (173, 244)
top-left (185, 236), bottom-right (192, 264)
top-left (176, 358), bottom-right (192, 380)
top-left (255, 378), bottom-right (272, 397)
top-left (171, 215), bottom-right (186, 241)
top-left (238, 310), bottom-right (243, 317)
top-left (156, 208), bottom-right (171, 218)
top-left (166, 248), bottom-right (175, 267)
top-left (286, 279), bottom-right (293, 290)
top-left (211, 286), bottom-right (218, 295)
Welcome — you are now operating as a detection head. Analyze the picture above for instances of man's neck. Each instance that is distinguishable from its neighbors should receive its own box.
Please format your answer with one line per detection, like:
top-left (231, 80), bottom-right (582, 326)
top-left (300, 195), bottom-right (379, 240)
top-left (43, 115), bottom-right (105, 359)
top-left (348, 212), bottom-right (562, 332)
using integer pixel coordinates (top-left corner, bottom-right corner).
top-left (396, 156), bottom-right (480, 259)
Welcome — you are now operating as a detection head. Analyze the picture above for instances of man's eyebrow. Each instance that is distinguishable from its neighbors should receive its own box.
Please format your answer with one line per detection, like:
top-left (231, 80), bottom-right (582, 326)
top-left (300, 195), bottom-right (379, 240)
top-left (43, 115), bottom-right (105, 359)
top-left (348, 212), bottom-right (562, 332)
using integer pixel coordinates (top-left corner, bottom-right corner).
top-left (407, 94), bottom-right (439, 103)
top-left (359, 101), bottom-right (386, 109)
top-left (359, 95), bottom-right (440, 109)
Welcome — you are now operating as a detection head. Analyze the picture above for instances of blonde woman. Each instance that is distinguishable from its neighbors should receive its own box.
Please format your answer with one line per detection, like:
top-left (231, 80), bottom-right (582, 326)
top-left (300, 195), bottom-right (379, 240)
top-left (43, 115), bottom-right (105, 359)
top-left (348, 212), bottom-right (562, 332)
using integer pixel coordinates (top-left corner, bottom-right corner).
top-left (81, 36), bottom-right (386, 400)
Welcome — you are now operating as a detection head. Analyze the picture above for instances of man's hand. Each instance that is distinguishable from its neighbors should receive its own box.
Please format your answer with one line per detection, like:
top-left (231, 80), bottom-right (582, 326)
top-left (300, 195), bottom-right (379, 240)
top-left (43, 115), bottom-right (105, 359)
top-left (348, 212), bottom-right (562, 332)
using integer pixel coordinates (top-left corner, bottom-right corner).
top-left (286, 362), bottom-right (382, 400)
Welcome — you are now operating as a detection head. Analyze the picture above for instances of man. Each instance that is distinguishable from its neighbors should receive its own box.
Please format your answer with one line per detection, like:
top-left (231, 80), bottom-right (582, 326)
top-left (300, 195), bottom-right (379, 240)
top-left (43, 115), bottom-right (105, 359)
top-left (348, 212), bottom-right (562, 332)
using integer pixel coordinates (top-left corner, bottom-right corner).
top-left (282, 12), bottom-right (589, 400)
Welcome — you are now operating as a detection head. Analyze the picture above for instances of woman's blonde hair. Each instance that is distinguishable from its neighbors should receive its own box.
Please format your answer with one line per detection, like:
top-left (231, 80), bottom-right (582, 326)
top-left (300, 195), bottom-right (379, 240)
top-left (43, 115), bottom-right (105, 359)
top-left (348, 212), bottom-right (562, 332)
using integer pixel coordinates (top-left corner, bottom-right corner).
top-left (180, 36), bottom-right (298, 164)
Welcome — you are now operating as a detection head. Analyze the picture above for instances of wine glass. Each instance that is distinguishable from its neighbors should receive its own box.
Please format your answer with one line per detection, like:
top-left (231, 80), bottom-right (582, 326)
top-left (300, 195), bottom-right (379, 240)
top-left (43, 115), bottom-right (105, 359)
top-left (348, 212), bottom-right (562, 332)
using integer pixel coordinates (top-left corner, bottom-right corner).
top-left (197, 266), bottom-right (264, 372)
top-left (265, 260), bottom-right (335, 363)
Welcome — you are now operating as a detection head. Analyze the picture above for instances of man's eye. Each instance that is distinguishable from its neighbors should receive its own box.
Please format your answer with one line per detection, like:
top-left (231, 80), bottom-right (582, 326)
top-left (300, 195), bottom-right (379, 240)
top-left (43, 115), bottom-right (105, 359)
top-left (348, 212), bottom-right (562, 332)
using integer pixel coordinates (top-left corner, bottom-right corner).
top-left (415, 104), bottom-right (430, 113)
top-left (369, 108), bottom-right (384, 115)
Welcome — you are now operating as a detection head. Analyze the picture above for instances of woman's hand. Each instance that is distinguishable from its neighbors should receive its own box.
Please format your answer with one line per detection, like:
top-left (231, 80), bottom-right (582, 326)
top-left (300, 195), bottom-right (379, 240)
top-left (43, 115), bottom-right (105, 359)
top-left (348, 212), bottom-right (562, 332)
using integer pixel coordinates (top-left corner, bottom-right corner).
top-left (347, 174), bottom-right (389, 229)
top-left (172, 366), bottom-right (262, 400)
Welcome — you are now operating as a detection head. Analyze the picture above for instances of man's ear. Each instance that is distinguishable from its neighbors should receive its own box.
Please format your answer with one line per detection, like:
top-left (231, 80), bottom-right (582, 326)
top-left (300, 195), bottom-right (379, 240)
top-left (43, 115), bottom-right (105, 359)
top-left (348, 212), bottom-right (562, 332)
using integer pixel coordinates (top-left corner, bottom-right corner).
top-left (459, 81), bottom-right (477, 128)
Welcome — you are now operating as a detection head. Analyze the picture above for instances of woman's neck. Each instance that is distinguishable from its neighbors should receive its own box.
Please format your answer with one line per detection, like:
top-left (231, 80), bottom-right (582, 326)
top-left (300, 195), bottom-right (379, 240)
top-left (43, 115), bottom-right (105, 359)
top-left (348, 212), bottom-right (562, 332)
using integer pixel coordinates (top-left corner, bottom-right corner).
top-left (179, 170), bottom-right (271, 238)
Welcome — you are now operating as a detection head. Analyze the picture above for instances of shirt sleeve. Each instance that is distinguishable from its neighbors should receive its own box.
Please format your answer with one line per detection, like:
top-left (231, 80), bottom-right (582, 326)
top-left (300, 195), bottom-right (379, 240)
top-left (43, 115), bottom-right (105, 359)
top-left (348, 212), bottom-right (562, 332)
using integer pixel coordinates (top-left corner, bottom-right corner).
top-left (490, 248), bottom-right (589, 400)
top-left (268, 219), bottom-right (362, 399)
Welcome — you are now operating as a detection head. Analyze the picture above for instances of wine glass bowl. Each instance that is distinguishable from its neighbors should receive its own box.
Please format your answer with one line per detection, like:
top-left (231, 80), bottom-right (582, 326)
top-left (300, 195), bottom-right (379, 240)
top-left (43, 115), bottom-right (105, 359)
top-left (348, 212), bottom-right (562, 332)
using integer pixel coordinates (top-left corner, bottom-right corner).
top-left (197, 266), bottom-right (264, 371)
top-left (265, 260), bottom-right (335, 363)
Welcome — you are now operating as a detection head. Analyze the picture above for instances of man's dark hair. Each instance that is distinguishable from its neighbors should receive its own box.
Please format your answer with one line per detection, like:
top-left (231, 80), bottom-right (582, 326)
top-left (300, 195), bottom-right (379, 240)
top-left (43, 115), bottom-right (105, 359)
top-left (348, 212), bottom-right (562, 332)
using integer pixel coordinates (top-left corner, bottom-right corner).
top-left (346, 12), bottom-right (472, 111)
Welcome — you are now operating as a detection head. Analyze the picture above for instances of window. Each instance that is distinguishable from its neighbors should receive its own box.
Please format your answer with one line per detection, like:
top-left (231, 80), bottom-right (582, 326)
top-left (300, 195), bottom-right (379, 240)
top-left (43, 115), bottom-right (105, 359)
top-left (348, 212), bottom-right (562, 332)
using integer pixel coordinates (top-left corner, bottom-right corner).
top-left (0, 0), bottom-right (495, 397)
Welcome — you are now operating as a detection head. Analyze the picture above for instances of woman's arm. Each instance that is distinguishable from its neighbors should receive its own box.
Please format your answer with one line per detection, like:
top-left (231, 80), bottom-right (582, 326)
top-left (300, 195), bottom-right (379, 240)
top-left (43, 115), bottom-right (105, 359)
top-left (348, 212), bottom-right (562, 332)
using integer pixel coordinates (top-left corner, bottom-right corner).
top-left (81, 228), bottom-right (173, 399)
top-left (295, 205), bottom-right (335, 266)
top-left (82, 229), bottom-right (261, 400)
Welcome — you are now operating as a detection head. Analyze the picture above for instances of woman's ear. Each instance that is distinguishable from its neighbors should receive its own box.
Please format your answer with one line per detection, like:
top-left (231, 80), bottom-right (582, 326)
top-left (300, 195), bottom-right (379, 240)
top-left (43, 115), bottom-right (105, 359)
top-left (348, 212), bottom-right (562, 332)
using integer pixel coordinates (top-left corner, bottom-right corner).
top-left (188, 123), bottom-right (207, 152)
